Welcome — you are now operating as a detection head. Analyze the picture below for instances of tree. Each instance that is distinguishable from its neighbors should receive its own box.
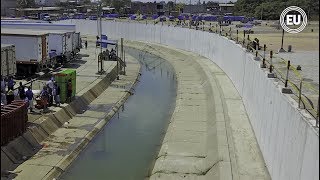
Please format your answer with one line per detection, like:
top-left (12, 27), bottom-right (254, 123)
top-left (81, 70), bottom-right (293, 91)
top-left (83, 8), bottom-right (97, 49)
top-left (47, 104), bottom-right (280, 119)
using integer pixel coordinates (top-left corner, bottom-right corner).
top-left (234, 0), bottom-right (319, 20)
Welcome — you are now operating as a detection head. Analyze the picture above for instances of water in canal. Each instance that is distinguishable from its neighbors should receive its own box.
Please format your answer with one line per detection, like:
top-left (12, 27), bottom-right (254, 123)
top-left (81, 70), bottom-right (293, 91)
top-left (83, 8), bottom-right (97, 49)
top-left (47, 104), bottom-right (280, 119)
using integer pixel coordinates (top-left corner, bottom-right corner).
top-left (60, 47), bottom-right (177, 180)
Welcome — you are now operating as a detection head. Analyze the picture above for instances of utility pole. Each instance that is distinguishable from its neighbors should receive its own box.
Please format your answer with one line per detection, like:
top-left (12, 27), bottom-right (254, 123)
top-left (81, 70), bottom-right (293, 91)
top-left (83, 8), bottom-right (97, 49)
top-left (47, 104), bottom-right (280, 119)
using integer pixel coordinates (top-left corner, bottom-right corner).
top-left (97, 0), bottom-right (104, 73)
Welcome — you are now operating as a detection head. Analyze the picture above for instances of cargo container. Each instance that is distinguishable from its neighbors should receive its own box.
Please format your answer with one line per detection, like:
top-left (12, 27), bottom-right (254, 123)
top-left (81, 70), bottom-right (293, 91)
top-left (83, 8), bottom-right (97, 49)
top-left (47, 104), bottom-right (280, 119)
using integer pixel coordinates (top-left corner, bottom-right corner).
top-left (28, 29), bottom-right (75, 64)
top-left (1, 29), bottom-right (49, 76)
top-left (1, 44), bottom-right (17, 77)
top-left (55, 69), bottom-right (76, 103)
top-left (1, 100), bottom-right (28, 146)
top-left (1, 23), bottom-right (81, 56)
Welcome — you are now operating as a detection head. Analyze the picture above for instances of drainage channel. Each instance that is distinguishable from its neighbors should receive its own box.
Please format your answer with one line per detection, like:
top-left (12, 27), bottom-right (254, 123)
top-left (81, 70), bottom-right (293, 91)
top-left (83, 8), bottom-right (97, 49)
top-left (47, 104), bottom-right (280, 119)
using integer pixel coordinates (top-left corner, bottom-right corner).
top-left (60, 47), bottom-right (177, 180)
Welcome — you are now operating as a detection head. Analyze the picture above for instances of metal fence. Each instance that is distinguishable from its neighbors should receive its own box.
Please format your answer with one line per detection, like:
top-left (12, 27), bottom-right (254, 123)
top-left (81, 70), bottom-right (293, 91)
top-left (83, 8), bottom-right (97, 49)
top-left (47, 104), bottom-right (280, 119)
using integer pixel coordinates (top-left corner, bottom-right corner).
top-left (144, 20), bottom-right (319, 125)
top-left (218, 26), bottom-right (319, 126)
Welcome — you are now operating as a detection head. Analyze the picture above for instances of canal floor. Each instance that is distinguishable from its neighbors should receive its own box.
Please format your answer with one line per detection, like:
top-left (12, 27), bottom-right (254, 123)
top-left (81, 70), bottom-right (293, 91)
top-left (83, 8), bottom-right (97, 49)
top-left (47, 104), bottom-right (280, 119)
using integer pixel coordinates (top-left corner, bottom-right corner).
top-left (60, 47), bottom-right (177, 180)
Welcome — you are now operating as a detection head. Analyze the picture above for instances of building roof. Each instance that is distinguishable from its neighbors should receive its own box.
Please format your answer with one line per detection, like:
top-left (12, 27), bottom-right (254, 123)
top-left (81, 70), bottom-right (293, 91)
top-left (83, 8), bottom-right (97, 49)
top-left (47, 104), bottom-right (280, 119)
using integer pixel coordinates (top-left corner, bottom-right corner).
top-left (1, 44), bottom-right (15, 48)
top-left (1, 28), bottom-right (49, 36)
top-left (15, 7), bottom-right (63, 11)
top-left (219, 4), bottom-right (235, 7)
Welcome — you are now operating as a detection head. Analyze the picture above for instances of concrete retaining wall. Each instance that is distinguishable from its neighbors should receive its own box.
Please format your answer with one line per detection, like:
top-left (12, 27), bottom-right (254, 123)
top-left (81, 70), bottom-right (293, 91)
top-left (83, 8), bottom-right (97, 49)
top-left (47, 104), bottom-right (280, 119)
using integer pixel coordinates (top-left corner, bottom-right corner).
top-left (57, 19), bottom-right (319, 180)
top-left (1, 64), bottom-right (120, 173)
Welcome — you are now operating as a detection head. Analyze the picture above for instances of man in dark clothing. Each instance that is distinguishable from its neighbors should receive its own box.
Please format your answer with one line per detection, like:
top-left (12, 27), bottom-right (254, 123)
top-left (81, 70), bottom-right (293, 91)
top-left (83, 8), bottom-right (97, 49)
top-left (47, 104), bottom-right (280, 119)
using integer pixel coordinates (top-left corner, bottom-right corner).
top-left (67, 79), bottom-right (72, 103)
top-left (7, 76), bottom-right (15, 90)
top-left (53, 82), bottom-right (61, 106)
top-left (18, 82), bottom-right (26, 100)
top-left (6, 89), bottom-right (14, 104)
top-left (25, 86), bottom-right (34, 112)
top-left (85, 41), bottom-right (88, 49)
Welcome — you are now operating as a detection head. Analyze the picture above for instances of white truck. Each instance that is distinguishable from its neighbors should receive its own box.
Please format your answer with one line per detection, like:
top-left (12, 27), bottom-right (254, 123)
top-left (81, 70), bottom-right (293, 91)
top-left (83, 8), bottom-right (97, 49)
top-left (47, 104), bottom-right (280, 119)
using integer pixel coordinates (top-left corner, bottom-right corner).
top-left (1, 29), bottom-right (49, 76)
top-left (32, 29), bottom-right (75, 64)
top-left (1, 44), bottom-right (17, 77)
top-left (1, 22), bottom-right (81, 55)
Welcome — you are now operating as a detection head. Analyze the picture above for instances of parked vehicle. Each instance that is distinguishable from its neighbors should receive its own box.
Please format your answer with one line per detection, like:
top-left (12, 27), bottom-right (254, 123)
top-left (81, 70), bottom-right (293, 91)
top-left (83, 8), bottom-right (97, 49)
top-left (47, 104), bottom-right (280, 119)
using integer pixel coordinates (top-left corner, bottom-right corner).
top-left (1, 29), bottom-right (49, 76)
top-left (0, 23), bottom-right (81, 62)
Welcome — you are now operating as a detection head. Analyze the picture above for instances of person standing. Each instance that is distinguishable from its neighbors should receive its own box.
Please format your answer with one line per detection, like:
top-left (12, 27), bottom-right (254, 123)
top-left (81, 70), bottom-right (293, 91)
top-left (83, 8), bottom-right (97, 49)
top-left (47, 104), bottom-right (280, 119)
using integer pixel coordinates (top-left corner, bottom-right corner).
top-left (46, 77), bottom-right (54, 106)
top-left (25, 86), bottom-right (34, 112)
top-left (18, 82), bottom-right (26, 100)
top-left (7, 76), bottom-right (15, 90)
top-left (6, 88), bottom-right (14, 104)
top-left (1, 90), bottom-right (7, 105)
top-left (1, 76), bottom-right (6, 92)
top-left (40, 86), bottom-right (49, 112)
top-left (66, 79), bottom-right (72, 103)
top-left (53, 82), bottom-right (61, 106)
top-left (85, 40), bottom-right (88, 49)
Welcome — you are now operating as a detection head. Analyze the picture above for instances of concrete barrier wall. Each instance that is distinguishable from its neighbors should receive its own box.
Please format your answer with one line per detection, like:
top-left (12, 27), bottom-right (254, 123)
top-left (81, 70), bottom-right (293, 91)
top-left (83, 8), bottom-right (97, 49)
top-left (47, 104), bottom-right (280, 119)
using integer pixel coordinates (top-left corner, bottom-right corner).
top-left (58, 19), bottom-right (319, 180)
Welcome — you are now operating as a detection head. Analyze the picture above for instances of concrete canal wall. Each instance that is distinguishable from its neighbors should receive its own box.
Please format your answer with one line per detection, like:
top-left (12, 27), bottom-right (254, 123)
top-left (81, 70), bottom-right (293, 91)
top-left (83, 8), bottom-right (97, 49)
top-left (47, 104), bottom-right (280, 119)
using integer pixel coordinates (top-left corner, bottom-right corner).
top-left (58, 19), bottom-right (319, 180)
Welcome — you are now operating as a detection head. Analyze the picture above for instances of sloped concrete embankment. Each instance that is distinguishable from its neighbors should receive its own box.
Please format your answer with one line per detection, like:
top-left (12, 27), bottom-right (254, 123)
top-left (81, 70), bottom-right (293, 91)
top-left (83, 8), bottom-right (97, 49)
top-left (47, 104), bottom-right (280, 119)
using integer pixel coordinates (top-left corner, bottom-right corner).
top-left (9, 55), bottom-right (141, 180)
top-left (1, 62), bottom-right (122, 174)
top-left (126, 41), bottom-right (270, 180)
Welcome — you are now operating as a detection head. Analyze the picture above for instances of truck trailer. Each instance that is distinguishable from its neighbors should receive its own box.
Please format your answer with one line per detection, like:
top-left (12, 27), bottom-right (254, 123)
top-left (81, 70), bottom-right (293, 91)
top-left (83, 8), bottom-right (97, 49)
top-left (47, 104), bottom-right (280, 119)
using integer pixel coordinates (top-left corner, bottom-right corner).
top-left (1, 29), bottom-right (49, 76)
top-left (1, 44), bottom-right (17, 77)
top-left (30, 29), bottom-right (76, 64)
top-left (0, 22), bottom-right (81, 55)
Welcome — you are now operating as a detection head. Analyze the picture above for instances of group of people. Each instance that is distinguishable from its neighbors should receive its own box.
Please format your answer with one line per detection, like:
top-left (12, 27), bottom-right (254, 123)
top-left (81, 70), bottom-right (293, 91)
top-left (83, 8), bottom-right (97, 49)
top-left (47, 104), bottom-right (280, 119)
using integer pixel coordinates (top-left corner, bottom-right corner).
top-left (1, 75), bottom-right (72, 113)
top-left (39, 77), bottom-right (63, 111)
top-left (1, 75), bottom-right (34, 112)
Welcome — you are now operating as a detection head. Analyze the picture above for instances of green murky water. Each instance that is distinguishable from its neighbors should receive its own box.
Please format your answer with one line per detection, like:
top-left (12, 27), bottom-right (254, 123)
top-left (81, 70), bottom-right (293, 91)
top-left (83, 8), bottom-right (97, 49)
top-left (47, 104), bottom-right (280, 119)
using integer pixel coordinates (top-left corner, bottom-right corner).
top-left (60, 47), bottom-right (177, 180)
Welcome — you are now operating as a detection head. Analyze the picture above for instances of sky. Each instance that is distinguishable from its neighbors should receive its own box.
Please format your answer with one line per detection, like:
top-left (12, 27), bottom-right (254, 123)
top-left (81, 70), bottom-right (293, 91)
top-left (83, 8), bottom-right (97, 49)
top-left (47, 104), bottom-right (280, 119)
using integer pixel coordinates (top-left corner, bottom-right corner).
top-left (131, 0), bottom-right (237, 4)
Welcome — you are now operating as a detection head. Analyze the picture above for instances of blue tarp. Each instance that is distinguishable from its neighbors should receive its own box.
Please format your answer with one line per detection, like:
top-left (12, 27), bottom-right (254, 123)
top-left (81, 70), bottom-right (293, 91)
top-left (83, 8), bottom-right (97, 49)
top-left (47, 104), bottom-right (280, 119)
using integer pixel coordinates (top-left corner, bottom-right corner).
top-left (152, 14), bottom-right (159, 19)
top-left (130, 15), bottom-right (136, 20)
top-left (105, 14), bottom-right (119, 18)
top-left (244, 23), bottom-right (253, 28)
top-left (141, 15), bottom-right (147, 19)
top-left (178, 15), bottom-right (184, 20)
top-left (205, 16), bottom-right (218, 21)
top-left (96, 39), bottom-right (117, 45)
top-left (89, 16), bottom-right (97, 20)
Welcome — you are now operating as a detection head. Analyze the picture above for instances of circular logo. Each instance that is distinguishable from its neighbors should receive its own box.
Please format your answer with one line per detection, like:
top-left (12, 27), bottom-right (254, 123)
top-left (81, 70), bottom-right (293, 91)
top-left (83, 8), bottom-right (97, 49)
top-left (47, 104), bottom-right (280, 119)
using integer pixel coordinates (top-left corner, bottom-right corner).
top-left (280, 6), bottom-right (308, 33)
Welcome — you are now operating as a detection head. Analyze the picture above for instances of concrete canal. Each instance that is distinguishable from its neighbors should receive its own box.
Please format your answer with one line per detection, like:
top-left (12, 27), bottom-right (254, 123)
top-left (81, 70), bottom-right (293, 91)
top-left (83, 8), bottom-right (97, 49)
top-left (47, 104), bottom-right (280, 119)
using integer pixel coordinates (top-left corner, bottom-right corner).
top-left (60, 47), bottom-right (177, 180)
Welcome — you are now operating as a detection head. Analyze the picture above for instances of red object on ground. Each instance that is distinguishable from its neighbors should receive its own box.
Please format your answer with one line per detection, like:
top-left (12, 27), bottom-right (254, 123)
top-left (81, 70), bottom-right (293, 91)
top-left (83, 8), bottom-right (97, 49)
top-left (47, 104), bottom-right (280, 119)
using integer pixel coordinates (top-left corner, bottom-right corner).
top-left (1, 100), bottom-right (28, 146)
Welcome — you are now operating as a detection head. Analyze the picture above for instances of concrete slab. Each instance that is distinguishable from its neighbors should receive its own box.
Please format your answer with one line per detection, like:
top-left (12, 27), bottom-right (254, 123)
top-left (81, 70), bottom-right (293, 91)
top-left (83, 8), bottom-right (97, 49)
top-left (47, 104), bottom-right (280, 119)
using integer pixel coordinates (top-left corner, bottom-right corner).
top-left (13, 164), bottom-right (54, 180)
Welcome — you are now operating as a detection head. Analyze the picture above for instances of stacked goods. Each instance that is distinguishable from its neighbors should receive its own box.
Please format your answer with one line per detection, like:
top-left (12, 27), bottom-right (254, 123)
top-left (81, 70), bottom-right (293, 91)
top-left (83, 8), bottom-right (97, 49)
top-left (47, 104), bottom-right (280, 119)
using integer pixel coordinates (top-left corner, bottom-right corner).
top-left (55, 69), bottom-right (76, 103)
top-left (1, 100), bottom-right (28, 146)
top-left (1, 44), bottom-right (17, 76)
